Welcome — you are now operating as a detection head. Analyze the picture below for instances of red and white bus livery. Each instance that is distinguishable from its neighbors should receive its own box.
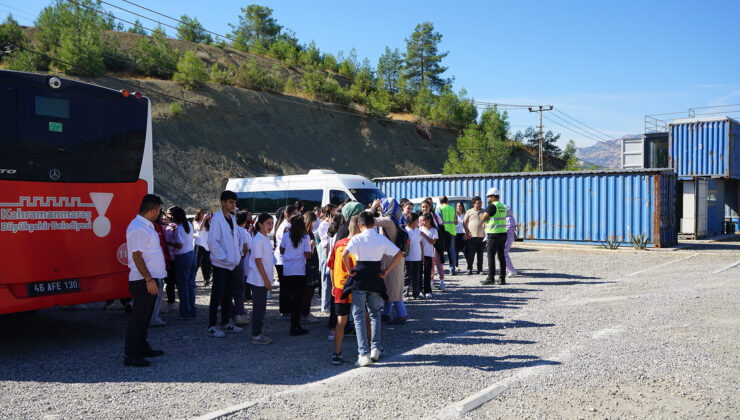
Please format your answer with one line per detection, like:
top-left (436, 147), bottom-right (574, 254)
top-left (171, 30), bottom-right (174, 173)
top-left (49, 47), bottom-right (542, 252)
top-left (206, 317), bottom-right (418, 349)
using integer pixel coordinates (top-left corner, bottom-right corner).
top-left (0, 70), bottom-right (153, 314)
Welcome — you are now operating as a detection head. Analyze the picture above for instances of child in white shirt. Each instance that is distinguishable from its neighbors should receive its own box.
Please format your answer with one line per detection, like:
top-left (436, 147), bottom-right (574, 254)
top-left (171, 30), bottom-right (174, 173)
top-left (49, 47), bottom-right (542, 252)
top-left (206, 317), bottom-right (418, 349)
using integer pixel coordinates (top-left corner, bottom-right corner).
top-left (404, 213), bottom-right (424, 299)
top-left (419, 213), bottom-right (438, 298)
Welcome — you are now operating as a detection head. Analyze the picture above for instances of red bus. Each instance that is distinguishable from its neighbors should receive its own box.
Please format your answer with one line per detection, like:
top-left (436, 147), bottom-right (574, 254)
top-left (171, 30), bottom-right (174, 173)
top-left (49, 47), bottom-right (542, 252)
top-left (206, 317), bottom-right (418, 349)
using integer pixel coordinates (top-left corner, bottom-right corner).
top-left (0, 70), bottom-right (153, 314)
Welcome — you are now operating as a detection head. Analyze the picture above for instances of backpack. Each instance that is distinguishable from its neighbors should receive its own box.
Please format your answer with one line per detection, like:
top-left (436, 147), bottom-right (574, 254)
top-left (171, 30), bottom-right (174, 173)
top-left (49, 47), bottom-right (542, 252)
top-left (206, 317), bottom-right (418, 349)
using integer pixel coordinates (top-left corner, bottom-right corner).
top-left (383, 217), bottom-right (410, 257)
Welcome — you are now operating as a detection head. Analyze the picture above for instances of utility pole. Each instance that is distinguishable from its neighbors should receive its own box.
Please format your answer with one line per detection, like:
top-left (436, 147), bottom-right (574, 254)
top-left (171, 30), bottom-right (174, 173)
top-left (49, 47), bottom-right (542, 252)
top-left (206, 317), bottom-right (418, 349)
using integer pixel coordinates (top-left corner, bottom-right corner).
top-left (528, 105), bottom-right (553, 171)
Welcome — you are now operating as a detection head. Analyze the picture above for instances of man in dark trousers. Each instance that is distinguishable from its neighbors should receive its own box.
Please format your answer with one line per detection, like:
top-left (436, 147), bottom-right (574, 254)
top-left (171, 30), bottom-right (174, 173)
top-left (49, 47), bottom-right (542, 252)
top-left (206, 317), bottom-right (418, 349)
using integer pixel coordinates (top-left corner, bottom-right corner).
top-left (124, 194), bottom-right (167, 367)
top-left (481, 188), bottom-right (508, 285)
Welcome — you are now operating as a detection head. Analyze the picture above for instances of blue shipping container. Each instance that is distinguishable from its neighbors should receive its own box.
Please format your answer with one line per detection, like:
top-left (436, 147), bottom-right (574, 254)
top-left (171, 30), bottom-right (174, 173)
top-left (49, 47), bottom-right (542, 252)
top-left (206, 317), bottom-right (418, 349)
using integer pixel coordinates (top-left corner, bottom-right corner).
top-left (374, 169), bottom-right (677, 247)
top-left (669, 116), bottom-right (740, 179)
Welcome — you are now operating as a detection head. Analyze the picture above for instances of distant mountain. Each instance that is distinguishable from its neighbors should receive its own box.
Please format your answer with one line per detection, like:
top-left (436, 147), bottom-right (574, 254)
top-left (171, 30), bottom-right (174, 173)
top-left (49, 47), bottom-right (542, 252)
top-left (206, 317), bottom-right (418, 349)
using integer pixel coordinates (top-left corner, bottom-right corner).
top-left (575, 135), bottom-right (638, 169)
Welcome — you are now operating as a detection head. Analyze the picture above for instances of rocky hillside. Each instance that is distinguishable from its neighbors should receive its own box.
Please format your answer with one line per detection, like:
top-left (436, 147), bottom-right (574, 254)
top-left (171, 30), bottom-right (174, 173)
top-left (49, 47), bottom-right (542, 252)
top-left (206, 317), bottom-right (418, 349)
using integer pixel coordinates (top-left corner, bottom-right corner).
top-left (576, 138), bottom-right (623, 169)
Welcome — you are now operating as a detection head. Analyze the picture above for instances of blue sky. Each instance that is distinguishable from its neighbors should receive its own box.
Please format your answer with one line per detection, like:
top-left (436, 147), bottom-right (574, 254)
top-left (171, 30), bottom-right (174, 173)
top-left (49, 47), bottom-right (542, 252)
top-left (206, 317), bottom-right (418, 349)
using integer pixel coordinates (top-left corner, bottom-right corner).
top-left (5, 0), bottom-right (740, 149)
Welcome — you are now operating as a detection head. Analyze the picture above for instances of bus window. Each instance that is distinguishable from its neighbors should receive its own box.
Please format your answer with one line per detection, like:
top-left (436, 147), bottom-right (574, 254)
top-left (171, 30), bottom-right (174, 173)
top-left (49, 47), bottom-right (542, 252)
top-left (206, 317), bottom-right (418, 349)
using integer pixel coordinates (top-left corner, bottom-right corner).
top-left (349, 188), bottom-right (386, 206)
top-left (330, 189), bottom-right (349, 205)
top-left (0, 84), bottom-right (19, 180)
top-left (286, 190), bottom-right (322, 211)
top-left (253, 191), bottom-right (287, 213)
top-left (236, 192), bottom-right (255, 213)
top-left (17, 86), bottom-right (147, 183)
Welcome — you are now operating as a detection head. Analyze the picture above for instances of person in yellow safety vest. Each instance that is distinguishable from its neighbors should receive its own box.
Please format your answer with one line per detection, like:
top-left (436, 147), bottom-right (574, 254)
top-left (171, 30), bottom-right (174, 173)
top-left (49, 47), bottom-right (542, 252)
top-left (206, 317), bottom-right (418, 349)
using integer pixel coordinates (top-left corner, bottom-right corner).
top-left (437, 196), bottom-right (457, 277)
top-left (480, 187), bottom-right (508, 285)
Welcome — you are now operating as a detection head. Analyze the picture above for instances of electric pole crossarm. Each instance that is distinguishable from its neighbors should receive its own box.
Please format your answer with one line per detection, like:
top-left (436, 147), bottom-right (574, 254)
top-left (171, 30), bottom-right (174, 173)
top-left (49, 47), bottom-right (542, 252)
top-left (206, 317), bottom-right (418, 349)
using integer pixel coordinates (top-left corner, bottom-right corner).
top-left (528, 105), bottom-right (554, 171)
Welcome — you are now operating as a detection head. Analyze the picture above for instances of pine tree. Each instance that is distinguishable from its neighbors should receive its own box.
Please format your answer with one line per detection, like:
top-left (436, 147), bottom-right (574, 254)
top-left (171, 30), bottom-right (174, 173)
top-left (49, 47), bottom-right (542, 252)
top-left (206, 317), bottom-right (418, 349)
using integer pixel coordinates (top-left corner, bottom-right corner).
top-left (404, 22), bottom-right (451, 93)
top-left (176, 15), bottom-right (212, 44)
top-left (377, 46), bottom-right (403, 93)
top-left (443, 107), bottom-right (512, 174)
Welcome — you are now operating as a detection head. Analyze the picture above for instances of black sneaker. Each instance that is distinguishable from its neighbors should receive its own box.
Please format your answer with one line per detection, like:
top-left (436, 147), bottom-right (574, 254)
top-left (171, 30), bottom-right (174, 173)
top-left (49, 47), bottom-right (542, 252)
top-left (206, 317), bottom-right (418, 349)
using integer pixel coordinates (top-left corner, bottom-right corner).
top-left (124, 357), bottom-right (151, 367)
top-left (331, 353), bottom-right (342, 365)
top-left (290, 327), bottom-right (309, 336)
top-left (381, 314), bottom-right (391, 323)
top-left (141, 348), bottom-right (164, 358)
top-left (480, 275), bottom-right (496, 285)
top-left (498, 278), bottom-right (507, 285)
top-left (467, 269), bottom-right (473, 275)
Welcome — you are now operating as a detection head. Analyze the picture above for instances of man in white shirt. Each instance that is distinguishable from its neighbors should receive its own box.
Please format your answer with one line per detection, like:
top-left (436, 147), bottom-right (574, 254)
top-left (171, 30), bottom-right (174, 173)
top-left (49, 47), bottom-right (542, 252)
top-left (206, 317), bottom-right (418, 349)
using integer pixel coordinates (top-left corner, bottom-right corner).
top-left (124, 194), bottom-right (167, 368)
top-left (342, 212), bottom-right (403, 367)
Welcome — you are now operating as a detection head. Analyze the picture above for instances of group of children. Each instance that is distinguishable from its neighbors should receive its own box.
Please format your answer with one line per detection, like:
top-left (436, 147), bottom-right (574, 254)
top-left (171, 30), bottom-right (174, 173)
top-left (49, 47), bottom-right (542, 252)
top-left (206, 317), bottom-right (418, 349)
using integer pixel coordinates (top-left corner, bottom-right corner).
top-left (147, 191), bottom-right (516, 367)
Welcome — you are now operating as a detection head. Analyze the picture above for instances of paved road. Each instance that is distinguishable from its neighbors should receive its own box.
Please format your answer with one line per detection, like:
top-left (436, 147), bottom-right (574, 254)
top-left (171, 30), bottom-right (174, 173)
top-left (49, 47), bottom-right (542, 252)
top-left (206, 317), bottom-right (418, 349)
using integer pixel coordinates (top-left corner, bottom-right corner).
top-left (1, 239), bottom-right (738, 419)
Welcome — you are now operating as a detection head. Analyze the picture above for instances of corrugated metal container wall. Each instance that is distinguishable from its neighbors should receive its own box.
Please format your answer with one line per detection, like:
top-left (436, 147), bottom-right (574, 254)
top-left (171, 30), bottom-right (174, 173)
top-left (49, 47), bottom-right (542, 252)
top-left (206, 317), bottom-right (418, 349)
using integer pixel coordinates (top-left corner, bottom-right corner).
top-left (374, 170), bottom-right (677, 247)
top-left (669, 117), bottom-right (740, 179)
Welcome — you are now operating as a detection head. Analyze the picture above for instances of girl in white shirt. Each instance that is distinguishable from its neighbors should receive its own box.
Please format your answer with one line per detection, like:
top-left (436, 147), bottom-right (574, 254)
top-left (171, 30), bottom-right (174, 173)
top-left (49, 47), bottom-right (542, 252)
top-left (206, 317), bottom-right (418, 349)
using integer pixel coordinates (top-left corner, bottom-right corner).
top-left (404, 213), bottom-right (424, 299)
top-left (454, 202), bottom-right (466, 272)
top-left (279, 214), bottom-right (312, 336)
top-left (247, 213), bottom-right (275, 344)
top-left (274, 205), bottom-right (298, 316)
top-left (193, 209), bottom-right (212, 286)
top-left (419, 213), bottom-right (438, 299)
top-left (167, 206), bottom-right (198, 318)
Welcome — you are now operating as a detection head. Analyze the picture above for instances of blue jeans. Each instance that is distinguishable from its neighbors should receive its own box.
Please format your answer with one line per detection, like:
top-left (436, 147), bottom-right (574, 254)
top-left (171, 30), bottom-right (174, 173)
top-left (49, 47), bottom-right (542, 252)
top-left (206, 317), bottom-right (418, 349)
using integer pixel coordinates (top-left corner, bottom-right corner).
top-left (175, 251), bottom-right (197, 317)
top-left (351, 289), bottom-right (383, 356)
top-left (320, 263), bottom-right (332, 312)
top-left (149, 278), bottom-right (164, 325)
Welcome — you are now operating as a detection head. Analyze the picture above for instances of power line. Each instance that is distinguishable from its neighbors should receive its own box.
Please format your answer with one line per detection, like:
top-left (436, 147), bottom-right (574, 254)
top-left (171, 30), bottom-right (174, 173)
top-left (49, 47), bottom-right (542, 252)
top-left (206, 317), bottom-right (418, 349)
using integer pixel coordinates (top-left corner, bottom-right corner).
top-left (542, 114), bottom-right (618, 147)
top-left (553, 108), bottom-right (613, 141)
top-left (547, 112), bottom-right (617, 145)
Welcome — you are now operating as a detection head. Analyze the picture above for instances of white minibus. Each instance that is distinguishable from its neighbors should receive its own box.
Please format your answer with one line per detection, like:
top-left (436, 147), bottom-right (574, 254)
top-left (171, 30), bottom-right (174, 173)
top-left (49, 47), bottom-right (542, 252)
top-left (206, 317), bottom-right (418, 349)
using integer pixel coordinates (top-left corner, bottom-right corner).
top-left (225, 169), bottom-right (386, 215)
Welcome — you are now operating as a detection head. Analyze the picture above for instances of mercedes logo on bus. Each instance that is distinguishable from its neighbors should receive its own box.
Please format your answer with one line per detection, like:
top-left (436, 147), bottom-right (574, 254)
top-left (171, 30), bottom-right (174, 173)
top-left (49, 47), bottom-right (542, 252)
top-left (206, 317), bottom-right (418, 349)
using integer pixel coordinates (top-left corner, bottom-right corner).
top-left (49, 168), bottom-right (61, 181)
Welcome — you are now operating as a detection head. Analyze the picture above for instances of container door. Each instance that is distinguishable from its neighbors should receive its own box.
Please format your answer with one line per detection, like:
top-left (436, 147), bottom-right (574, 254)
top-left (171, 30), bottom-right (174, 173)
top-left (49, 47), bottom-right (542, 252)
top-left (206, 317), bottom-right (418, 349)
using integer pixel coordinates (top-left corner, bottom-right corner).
top-left (697, 179), bottom-right (708, 238)
top-left (680, 181), bottom-right (695, 234)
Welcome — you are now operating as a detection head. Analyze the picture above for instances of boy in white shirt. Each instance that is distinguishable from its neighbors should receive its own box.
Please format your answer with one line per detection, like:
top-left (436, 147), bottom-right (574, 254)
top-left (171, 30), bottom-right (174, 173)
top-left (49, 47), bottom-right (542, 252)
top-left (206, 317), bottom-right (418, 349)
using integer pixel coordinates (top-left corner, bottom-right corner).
top-left (231, 211), bottom-right (252, 326)
top-left (341, 212), bottom-right (403, 367)
top-left (404, 213), bottom-right (424, 299)
top-left (419, 213), bottom-right (438, 299)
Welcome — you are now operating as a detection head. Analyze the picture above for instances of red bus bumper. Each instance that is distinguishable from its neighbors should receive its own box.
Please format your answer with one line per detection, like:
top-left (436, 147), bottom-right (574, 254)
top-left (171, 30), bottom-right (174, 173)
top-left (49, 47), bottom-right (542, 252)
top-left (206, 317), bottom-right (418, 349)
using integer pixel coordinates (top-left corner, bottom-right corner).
top-left (0, 272), bottom-right (131, 315)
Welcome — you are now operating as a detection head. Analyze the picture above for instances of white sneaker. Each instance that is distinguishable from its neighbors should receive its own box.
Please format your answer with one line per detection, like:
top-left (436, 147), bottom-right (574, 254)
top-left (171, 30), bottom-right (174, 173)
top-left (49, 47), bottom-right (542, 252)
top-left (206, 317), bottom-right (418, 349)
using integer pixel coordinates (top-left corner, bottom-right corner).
top-left (208, 327), bottom-right (226, 338)
top-left (328, 331), bottom-right (335, 341)
top-left (150, 317), bottom-right (167, 327)
top-left (356, 354), bottom-right (372, 367)
top-left (222, 323), bottom-right (243, 333)
top-left (370, 347), bottom-right (381, 362)
top-left (507, 270), bottom-right (517, 277)
top-left (233, 315), bottom-right (249, 326)
top-left (425, 293), bottom-right (433, 299)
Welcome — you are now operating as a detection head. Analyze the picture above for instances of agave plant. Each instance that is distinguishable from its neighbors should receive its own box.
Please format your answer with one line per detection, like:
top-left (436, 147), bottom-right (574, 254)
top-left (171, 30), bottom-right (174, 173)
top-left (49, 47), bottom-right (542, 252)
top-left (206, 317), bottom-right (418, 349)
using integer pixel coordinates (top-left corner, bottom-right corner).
top-left (630, 233), bottom-right (649, 250)
top-left (602, 237), bottom-right (621, 250)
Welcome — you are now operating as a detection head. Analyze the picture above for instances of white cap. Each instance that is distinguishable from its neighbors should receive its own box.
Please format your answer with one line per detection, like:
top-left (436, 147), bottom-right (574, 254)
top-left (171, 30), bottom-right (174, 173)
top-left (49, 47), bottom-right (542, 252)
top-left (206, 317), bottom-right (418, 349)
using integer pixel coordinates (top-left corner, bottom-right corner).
top-left (486, 187), bottom-right (500, 197)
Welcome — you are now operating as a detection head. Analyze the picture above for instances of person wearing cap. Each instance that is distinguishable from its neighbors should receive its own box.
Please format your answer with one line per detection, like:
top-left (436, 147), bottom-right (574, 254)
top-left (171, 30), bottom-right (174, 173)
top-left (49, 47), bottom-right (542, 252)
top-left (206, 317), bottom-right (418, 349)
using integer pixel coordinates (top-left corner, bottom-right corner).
top-left (481, 187), bottom-right (508, 285)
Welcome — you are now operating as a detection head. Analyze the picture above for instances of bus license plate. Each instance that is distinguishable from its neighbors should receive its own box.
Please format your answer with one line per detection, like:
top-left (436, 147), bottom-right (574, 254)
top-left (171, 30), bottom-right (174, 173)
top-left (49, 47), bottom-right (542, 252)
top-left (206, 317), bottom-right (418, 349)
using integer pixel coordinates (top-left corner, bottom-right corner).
top-left (26, 279), bottom-right (81, 297)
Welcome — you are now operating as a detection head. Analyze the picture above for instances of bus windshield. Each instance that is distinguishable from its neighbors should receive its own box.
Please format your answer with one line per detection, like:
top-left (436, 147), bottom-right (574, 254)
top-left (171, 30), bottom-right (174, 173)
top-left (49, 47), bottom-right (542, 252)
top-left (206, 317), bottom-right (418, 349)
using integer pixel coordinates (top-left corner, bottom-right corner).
top-left (349, 188), bottom-right (386, 206)
top-left (0, 81), bottom-right (148, 183)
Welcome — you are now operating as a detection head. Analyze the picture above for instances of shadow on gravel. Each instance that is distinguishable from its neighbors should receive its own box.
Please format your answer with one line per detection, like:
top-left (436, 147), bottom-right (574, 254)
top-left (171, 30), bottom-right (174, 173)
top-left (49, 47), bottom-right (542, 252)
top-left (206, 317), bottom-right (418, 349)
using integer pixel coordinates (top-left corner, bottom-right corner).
top-left (0, 268), bottom-right (553, 386)
top-left (387, 353), bottom-right (560, 372)
top-left (515, 271), bottom-right (602, 281)
top-left (522, 280), bottom-right (614, 286)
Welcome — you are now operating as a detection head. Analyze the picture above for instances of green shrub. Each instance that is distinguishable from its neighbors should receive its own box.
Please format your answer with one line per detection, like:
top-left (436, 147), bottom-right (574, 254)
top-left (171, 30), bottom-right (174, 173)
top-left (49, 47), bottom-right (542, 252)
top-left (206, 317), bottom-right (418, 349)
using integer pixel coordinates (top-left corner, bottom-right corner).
top-left (4, 49), bottom-right (40, 72)
top-left (367, 88), bottom-right (392, 117)
top-left (284, 76), bottom-right (299, 94)
top-left (173, 51), bottom-right (209, 89)
top-left (133, 25), bottom-right (179, 78)
top-left (210, 63), bottom-right (235, 85)
top-left (630, 233), bottom-right (649, 250)
top-left (234, 60), bottom-right (285, 92)
top-left (169, 102), bottom-right (182, 115)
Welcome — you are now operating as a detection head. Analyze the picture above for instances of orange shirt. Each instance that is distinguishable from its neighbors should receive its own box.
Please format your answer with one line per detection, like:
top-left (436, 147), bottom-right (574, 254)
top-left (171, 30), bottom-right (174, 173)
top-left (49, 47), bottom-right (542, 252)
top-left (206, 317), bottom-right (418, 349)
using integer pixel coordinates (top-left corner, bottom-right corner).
top-left (327, 237), bottom-right (355, 304)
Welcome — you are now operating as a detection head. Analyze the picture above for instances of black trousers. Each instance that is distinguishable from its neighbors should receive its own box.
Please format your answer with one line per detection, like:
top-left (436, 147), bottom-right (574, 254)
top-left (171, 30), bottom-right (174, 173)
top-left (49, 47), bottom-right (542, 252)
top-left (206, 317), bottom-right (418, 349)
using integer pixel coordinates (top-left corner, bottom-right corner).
top-left (276, 265), bottom-right (289, 315)
top-left (165, 264), bottom-right (176, 304)
top-left (405, 260), bottom-right (422, 297)
top-left (124, 279), bottom-right (158, 357)
top-left (422, 256), bottom-right (433, 294)
top-left (251, 285), bottom-right (267, 337)
top-left (466, 237), bottom-right (485, 271)
top-left (486, 233), bottom-right (507, 279)
top-left (196, 245), bottom-right (212, 283)
top-left (209, 266), bottom-right (235, 327)
top-left (455, 233), bottom-right (465, 267)
top-left (282, 275), bottom-right (306, 329)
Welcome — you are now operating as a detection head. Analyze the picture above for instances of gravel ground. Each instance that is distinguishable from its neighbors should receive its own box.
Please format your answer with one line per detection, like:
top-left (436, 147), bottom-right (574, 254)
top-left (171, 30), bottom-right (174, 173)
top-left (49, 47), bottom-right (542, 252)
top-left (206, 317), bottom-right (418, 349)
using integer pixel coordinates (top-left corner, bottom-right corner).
top-left (1, 239), bottom-right (738, 420)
